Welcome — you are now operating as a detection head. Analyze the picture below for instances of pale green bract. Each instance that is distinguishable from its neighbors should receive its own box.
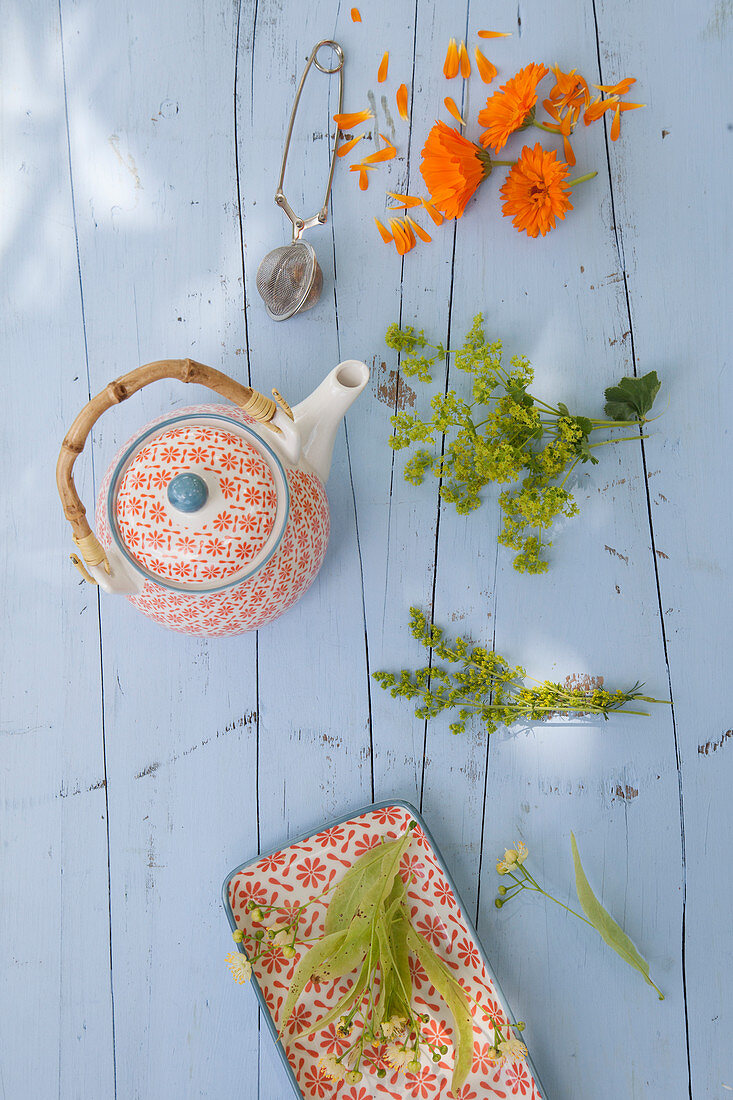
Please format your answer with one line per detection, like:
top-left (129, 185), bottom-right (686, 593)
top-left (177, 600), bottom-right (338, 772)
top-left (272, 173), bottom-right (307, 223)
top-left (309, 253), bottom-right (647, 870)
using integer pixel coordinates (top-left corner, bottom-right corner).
top-left (278, 823), bottom-right (476, 1091)
top-left (571, 832), bottom-right (664, 1000)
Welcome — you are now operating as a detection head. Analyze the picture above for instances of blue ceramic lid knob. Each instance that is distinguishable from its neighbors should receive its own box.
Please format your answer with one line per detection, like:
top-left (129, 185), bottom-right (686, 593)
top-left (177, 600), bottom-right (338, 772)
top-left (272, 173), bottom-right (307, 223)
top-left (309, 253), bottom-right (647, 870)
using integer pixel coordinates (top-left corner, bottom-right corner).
top-left (167, 472), bottom-right (209, 513)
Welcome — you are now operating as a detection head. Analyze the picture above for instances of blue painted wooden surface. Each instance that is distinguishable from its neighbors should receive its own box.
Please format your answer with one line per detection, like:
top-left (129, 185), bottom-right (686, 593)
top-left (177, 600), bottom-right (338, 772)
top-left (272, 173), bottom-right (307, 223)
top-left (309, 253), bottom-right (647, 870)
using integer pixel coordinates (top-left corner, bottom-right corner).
top-left (2, 1), bottom-right (731, 1097)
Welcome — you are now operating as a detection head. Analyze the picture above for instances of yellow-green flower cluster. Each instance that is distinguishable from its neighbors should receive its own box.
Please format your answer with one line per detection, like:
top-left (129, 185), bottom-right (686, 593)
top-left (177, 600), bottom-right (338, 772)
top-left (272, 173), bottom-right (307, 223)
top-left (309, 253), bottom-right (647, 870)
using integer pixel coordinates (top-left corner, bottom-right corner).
top-left (373, 608), bottom-right (665, 736)
top-left (385, 315), bottom-right (660, 574)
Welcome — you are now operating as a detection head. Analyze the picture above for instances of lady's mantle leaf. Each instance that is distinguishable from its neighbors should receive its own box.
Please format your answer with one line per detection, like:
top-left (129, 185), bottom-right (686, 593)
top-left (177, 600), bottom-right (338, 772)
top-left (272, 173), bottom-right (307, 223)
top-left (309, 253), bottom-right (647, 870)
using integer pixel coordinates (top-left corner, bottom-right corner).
top-left (603, 371), bottom-right (661, 421)
top-left (570, 832), bottom-right (663, 999)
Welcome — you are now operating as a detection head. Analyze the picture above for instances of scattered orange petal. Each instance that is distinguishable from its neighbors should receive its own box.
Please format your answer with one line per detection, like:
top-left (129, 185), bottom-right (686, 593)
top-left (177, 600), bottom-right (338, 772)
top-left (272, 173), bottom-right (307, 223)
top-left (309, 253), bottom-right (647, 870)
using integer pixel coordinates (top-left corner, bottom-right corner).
top-left (387, 191), bottom-right (422, 208)
top-left (444, 96), bottom-right (466, 125)
top-left (563, 134), bottom-right (576, 166)
top-left (459, 40), bottom-right (471, 78)
top-left (477, 30), bottom-right (511, 38)
top-left (379, 133), bottom-right (396, 148)
top-left (349, 162), bottom-right (377, 171)
top-left (396, 83), bottom-right (409, 120)
top-left (543, 99), bottom-right (561, 123)
top-left (362, 144), bottom-right (397, 164)
top-left (336, 134), bottom-right (365, 158)
top-left (595, 77), bottom-right (636, 95)
top-left (475, 48), bottom-right (497, 84)
top-left (583, 96), bottom-right (618, 124)
top-left (350, 7), bottom-right (361, 21)
top-left (610, 105), bottom-right (621, 141)
top-left (618, 101), bottom-right (644, 111)
top-left (389, 217), bottom-right (416, 255)
top-left (443, 38), bottom-right (459, 79)
top-left (407, 216), bottom-right (432, 243)
top-left (333, 109), bottom-right (373, 129)
top-left (421, 198), bottom-right (445, 226)
top-left (375, 217), bottom-right (393, 243)
top-left (358, 166), bottom-right (369, 190)
top-left (378, 52), bottom-right (389, 83)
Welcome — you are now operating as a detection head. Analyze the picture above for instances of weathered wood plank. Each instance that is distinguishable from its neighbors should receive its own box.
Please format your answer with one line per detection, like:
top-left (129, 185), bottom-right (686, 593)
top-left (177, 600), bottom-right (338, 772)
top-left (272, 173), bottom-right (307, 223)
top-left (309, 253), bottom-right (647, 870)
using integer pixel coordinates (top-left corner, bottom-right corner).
top-left (0, 2), bottom-right (114, 1097)
top-left (58, 0), bottom-right (261, 1095)
top-left (594, 0), bottom-right (733, 1094)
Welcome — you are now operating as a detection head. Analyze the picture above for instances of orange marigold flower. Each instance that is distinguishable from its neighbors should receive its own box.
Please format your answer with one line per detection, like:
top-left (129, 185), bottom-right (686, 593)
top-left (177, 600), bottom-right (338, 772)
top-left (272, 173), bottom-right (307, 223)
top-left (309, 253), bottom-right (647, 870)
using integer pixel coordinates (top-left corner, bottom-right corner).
top-left (478, 30), bottom-right (511, 38)
top-left (333, 109), bottom-right (373, 129)
top-left (475, 47), bottom-right (497, 84)
top-left (350, 7), bottom-right (361, 21)
top-left (336, 134), bottom-right (364, 158)
top-left (478, 62), bottom-right (549, 152)
top-left (499, 142), bottom-right (573, 237)
top-left (396, 83), bottom-right (409, 120)
top-left (375, 218), bottom-right (393, 243)
top-left (458, 40), bottom-right (471, 78)
top-left (378, 52), bottom-right (389, 83)
top-left (443, 38), bottom-right (459, 79)
top-left (420, 119), bottom-right (492, 220)
top-left (444, 96), bottom-right (466, 125)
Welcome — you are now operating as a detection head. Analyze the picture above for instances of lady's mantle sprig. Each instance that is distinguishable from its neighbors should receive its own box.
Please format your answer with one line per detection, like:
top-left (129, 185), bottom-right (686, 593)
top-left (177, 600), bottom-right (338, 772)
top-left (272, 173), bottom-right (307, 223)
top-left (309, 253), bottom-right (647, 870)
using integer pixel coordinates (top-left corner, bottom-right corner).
top-left (386, 315), bottom-right (662, 574)
top-left (373, 608), bottom-right (667, 735)
top-left (494, 837), bottom-right (664, 999)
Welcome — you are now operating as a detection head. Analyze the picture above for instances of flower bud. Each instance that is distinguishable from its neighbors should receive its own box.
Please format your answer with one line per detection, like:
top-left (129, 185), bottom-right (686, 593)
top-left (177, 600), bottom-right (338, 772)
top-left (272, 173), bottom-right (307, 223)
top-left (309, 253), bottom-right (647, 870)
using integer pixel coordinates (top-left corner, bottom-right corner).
top-left (232, 929), bottom-right (244, 943)
top-left (407, 1059), bottom-right (421, 1073)
top-left (495, 898), bottom-right (504, 908)
top-left (498, 885), bottom-right (507, 896)
top-left (283, 945), bottom-right (296, 959)
top-left (345, 1070), bottom-right (362, 1084)
top-left (251, 907), bottom-right (264, 922)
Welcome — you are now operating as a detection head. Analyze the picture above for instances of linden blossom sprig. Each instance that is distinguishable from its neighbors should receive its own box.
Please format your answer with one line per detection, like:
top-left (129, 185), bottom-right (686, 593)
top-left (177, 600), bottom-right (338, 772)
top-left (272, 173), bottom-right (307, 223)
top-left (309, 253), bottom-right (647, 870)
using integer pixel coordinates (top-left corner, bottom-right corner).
top-left (494, 838), bottom-right (664, 1000)
top-left (373, 608), bottom-right (668, 736)
top-left (226, 823), bottom-right (499, 1092)
top-left (385, 314), bottom-right (662, 574)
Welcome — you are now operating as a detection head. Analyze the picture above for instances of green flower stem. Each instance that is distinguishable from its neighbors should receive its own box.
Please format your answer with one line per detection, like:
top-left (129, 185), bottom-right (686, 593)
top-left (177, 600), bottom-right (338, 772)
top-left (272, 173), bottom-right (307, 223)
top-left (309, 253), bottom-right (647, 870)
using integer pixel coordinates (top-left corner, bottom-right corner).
top-left (568, 170), bottom-right (599, 187)
top-left (531, 120), bottom-right (562, 134)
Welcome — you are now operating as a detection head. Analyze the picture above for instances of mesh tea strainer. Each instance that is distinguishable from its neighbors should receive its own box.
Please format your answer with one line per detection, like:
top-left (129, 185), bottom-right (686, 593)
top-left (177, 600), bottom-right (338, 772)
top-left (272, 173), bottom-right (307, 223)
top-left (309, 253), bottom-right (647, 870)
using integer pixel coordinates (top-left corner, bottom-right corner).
top-left (256, 40), bottom-right (345, 321)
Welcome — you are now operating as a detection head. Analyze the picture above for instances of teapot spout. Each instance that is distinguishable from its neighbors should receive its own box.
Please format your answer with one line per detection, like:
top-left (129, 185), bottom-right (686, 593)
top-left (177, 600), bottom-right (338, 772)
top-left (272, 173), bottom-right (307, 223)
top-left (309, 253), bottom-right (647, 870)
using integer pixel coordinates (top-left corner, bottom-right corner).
top-left (292, 360), bottom-right (369, 483)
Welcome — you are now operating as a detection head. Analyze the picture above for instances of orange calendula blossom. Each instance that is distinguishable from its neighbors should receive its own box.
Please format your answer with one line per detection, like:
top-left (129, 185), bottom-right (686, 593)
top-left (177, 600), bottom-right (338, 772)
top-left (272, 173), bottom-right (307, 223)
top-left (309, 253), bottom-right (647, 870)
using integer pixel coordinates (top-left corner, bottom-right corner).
top-left (396, 83), bottom-right (409, 120)
top-left (499, 142), bottom-right (572, 237)
top-left (420, 120), bottom-right (494, 220)
top-left (378, 52), bottom-right (389, 83)
top-left (443, 38), bottom-right (459, 79)
top-left (475, 47), bottom-right (498, 84)
top-left (478, 62), bottom-right (549, 152)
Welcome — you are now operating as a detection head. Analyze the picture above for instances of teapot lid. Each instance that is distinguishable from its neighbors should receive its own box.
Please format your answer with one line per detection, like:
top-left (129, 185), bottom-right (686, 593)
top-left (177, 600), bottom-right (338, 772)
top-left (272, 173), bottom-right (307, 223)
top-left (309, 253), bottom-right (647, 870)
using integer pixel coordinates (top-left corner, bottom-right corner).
top-left (109, 413), bottom-right (288, 591)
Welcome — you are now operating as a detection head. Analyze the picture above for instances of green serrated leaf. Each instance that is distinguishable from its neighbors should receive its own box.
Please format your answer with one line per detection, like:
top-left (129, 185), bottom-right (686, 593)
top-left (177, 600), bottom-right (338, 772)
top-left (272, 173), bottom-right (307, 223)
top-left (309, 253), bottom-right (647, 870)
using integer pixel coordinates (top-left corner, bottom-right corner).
top-left (405, 922), bottom-right (474, 1091)
top-left (571, 832), bottom-right (664, 999)
top-left (603, 371), bottom-right (661, 422)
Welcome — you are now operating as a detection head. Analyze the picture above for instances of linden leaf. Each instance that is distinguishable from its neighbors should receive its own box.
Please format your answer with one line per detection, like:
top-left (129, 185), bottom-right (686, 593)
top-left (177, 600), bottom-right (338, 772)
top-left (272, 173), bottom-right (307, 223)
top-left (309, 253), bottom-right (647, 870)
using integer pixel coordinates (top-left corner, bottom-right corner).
top-left (603, 370), bottom-right (661, 422)
top-left (571, 832), bottom-right (664, 999)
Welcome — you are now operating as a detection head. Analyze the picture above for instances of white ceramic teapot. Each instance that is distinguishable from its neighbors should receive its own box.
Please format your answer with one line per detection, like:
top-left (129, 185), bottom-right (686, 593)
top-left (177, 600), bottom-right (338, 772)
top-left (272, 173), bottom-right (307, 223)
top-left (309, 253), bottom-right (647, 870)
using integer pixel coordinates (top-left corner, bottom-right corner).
top-left (57, 357), bottom-right (369, 635)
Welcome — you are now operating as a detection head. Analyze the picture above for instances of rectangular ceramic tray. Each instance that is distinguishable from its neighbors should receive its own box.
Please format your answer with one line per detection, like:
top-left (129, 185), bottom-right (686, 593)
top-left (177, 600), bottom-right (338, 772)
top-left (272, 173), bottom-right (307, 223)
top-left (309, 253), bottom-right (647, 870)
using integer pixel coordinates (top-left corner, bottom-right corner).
top-left (222, 800), bottom-right (545, 1099)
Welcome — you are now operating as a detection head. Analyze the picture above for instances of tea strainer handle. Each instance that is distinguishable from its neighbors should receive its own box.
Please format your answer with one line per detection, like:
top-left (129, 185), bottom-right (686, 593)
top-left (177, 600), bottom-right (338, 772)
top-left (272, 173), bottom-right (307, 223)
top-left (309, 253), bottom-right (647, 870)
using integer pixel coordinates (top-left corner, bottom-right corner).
top-left (275, 40), bottom-right (345, 241)
top-left (57, 359), bottom-right (280, 583)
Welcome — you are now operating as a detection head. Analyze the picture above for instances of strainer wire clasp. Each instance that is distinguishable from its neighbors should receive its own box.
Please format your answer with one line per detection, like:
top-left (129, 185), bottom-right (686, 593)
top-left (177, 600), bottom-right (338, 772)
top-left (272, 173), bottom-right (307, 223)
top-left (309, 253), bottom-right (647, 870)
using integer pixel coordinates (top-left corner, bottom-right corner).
top-left (275, 40), bottom-right (345, 242)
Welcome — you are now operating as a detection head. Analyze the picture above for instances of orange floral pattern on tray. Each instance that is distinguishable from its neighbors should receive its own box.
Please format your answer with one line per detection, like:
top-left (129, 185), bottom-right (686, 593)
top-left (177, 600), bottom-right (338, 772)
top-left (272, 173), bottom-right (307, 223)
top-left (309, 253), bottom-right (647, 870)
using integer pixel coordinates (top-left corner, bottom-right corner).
top-left (225, 805), bottom-right (544, 1099)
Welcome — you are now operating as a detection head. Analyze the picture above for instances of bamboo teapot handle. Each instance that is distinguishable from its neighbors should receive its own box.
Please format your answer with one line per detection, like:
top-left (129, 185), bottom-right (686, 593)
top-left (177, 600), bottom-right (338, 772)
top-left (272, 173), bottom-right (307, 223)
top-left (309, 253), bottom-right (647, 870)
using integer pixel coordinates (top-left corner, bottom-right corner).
top-left (56, 358), bottom-right (279, 582)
